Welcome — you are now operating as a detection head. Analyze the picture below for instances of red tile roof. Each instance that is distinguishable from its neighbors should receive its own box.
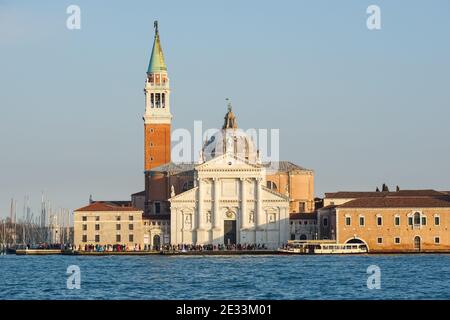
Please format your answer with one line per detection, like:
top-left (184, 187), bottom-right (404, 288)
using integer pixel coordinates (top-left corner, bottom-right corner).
top-left (75, 201), bottom-right (142, 212)
top-left (325, 190), bottom-right (445, 199)
top-left (338, 196), bottom-right (450, 209)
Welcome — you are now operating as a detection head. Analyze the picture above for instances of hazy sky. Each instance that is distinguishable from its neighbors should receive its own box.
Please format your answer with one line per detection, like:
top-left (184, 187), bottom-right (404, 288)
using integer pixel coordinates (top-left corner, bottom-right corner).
top-left (1, 0), bottom-right (450, 218)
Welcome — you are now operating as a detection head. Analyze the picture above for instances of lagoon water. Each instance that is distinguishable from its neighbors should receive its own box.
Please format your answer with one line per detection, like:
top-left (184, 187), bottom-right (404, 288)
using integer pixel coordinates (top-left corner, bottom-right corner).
top-left (0, 254), bottom-right (449, 300)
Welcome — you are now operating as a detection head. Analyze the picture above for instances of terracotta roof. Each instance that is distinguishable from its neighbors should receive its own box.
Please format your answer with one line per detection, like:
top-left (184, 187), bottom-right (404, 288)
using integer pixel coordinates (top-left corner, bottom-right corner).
top-left (75, 201), bottom-right (142, 212)
top-left (263, 161), bottom-right (312, 173)
top-left (147, 161), bottom-right (312, 174)
top-left (325, 190), bottom-right (445, 199)
top-left (319, 204), bottom-right (338, 210)
top-left (338, 196), bottom-right (450, 209)
top-left (149, 162), bottom-right (196, 174)
top-left (290, 213), bottom-right (317, 220)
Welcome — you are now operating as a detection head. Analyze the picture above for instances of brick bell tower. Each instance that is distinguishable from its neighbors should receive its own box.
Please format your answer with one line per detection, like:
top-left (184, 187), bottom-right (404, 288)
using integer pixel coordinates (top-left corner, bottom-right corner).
top-left (144, 21), bottom-right (172, 171)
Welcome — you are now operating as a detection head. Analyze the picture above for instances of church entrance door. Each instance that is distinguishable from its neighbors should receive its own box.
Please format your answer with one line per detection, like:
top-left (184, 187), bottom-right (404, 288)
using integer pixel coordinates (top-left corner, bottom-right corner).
top-left (224, 220), bottom-right (236, 245)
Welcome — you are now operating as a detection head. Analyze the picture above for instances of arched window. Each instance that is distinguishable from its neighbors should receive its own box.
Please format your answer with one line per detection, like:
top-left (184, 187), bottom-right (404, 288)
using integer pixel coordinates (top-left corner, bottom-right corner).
top-left (266, 181), bottom-right (277, 191)
top-left (300, 234), bottom-right (307, 241)
top-left (414, 212), bottom-right (421, 225)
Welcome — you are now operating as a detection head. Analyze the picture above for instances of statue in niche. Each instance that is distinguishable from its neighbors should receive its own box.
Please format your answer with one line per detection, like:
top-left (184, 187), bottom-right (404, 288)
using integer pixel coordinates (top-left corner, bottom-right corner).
top-left (206, 211), bottom-right (211, 223)
top-left (249, 211), bottom-right (254, 223)
top-left (184, 214), bottom-right (192, 229)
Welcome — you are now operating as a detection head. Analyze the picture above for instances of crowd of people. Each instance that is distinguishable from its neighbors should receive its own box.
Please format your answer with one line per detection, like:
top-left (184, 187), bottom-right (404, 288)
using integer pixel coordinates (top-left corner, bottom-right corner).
top-left (76, 243), bottom-right (269, 252)
top-left (163, 243), bottom-right (268, 252)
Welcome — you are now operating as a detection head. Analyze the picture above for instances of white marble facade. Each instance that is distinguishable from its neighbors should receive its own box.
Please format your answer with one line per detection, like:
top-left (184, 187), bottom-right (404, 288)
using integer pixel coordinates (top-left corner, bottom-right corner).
top-left (169, 153), bottom-right (290, 249)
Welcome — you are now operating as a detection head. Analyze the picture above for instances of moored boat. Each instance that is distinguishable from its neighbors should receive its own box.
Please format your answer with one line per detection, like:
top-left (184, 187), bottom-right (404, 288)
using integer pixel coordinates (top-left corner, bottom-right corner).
top-left (279, 240), bottom-right (368, 254)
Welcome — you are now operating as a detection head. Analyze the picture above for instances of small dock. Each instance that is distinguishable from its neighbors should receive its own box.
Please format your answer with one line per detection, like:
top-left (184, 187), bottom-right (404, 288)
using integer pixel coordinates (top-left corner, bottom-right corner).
top-left (15, 249), bottom-right (62, 255)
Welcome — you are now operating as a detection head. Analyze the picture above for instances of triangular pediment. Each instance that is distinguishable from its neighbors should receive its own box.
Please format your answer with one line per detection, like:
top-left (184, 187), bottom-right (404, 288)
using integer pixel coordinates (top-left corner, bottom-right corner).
top-left (169, 186), bottom-right (197, 202)
top-left (196, 152), bottom-right (262, 171)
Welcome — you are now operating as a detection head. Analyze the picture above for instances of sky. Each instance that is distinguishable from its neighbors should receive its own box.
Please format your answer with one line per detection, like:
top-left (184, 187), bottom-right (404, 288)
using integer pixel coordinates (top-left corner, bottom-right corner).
top-left (1, 0), bottom-right (450, 218)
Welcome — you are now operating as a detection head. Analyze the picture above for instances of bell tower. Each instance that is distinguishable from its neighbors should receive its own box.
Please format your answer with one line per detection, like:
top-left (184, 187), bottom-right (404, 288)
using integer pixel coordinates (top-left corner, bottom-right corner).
top-left (144, 21), bottom-right (172, 171)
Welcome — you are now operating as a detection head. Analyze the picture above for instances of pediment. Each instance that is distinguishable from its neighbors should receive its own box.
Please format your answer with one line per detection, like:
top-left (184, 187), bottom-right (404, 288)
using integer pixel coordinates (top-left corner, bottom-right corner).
top-left (196, 152), bottom-right (262, 171)
top-left (169, 186), bottom-right (197, 202)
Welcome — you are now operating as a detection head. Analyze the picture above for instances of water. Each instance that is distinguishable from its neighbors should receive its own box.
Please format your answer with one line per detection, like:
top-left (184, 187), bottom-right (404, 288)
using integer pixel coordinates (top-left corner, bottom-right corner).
top-left (0, 254), bottom-right (449, 299)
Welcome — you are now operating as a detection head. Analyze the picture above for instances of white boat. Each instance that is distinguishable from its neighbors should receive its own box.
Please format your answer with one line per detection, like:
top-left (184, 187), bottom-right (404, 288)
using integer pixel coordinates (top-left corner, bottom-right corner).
top-left (279, 240), bottom-right (368, 254)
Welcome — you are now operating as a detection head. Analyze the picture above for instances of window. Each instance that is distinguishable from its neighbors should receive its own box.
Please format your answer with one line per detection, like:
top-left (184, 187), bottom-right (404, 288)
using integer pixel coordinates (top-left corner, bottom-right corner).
top-left (395, 216), bottom-right (400, 226)
top-left (116, 216), bottom-right (121, 221)
top-left (82, 224), bottom-right (87, 231)
top-left (155, 202), bottom-right (161, 214)
top-left (359, 216), bottom-right (365, 226)
top-left (116, 224), bottom-right (121, 231)
top-left (435, 216), bottom-right (440, 226)
top-left (299, 202), bottom-right (306, 213)
top-left (414, 212), bottom-right (421, 225)
top-left (182, 181), bottom-right (194, 191)
top-left (435, 237), bottom-right (440, 244)
top-left (323, 217), bottom-right (328, 227)
top-left (82, 216), bottom-right (87, 221)
top-left (408, 217), bottom-right (413, 226)
top-left (150, 93), bottom-right (154, 108)
top-left (129, 224), bottom-right (134, 231)
top-left (116, 235), bottom-right (121, 242)
top-left (155, 93), bottom-right (161, 108)
top-left (95, 216), bottom-right (100, 221)
top-left (95, 224), bottom-right (100, 231)
top-left (377, 237), bottom-right (383, 244)
top-left (421, 217), bottom-right (427, 226)
top-left (129, 215), bottom-right (134, 221)
top-left (95, 235), bottom-right (100, 243)
top-left (162, 93), bottom-right (165, 108)
top-left (377, 216), bottom-right (383, 226)
top-left (266, 181), bottom-right (278, 191)
top-left (395, 237), bottom-right (400, 244)
top-left (82, 235), bottom-right (87, 242)
top-left (345, 216), bottom-right (351, 226)
top-left (129, 234), bottom-right (134, 242)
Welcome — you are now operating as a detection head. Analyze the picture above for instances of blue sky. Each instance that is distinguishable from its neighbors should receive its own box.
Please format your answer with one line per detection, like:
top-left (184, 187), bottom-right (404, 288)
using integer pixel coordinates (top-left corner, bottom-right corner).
top-left (1, 0), bottom-right (450, 217)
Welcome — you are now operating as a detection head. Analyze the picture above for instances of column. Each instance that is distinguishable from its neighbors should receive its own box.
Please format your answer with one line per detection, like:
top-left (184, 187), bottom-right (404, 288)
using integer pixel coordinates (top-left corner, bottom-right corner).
top-left (212, 178), bottom-right (221, 244)
top-left (213, 178), bottom-right (220, 229)
top-left (196, 178), bottom-right (206, 244)
top-left (197, 178), bottom-right (204, 230)
top-left (240, 178), bottom-right (247, 229)
top-left (255, 178), bottom-right (263, 244)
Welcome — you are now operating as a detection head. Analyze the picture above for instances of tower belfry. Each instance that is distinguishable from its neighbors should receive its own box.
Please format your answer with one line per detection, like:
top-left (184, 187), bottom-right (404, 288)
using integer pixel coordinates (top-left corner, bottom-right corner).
top-left (144, 21), bottom-right (172, 171)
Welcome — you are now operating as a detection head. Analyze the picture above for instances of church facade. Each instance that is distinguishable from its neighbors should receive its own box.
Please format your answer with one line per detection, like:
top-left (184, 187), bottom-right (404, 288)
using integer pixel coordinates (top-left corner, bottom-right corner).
top-left (73, 22), bottom-right (315, 250)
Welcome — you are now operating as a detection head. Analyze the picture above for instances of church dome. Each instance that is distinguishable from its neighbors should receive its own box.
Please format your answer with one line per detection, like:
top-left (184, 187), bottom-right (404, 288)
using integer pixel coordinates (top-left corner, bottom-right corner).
top-left (202, 103), bottom-right (258, 163)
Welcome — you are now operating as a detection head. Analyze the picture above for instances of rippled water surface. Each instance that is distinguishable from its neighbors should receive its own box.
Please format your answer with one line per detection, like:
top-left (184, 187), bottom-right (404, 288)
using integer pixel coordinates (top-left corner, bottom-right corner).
top-left (0, 254), bottom-right (449, 299)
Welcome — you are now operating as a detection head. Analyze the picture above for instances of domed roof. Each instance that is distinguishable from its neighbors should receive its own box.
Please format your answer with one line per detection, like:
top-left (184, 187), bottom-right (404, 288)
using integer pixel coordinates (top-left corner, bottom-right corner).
top-left (202, 103), bottom-right (258, 163)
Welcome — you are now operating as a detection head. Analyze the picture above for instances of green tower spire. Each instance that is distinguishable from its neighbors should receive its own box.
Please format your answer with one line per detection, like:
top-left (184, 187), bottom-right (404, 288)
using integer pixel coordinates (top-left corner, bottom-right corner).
top-left (147, 21), bottom-right (167, 73)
